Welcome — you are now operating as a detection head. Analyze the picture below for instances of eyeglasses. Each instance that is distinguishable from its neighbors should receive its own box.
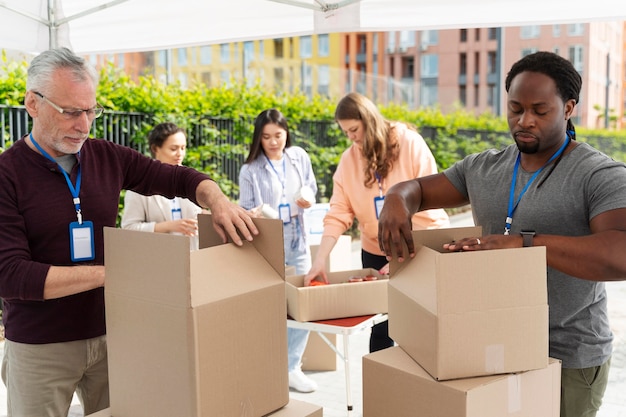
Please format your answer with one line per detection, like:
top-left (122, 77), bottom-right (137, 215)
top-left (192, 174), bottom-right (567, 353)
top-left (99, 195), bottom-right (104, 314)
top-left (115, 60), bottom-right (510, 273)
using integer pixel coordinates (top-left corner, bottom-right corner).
top-left (33, 91), bottom-right (104, 120)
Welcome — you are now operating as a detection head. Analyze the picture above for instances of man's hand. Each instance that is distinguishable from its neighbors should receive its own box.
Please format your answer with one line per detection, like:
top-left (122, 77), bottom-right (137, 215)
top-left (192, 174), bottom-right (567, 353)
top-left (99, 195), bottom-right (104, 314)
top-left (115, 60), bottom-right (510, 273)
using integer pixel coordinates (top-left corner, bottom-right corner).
top-left (377, 193), bottom-right (415, 262)
top-left (197, 180), bottom-right (258, 245)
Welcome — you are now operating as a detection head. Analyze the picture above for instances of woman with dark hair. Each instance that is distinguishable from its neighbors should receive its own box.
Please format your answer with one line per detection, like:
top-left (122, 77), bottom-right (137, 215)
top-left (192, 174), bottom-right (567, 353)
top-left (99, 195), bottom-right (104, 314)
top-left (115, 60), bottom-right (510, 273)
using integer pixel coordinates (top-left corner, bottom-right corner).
top-left (239, 109), bottom-right (319, 393)
top-left (121, 122), bottom-right (204, 249)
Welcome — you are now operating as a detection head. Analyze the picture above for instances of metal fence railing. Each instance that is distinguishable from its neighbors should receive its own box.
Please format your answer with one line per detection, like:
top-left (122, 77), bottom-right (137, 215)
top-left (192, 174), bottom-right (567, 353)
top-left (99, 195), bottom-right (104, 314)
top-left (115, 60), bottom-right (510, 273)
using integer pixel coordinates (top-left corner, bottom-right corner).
top-left (4, 105), bottom-right (623, 201)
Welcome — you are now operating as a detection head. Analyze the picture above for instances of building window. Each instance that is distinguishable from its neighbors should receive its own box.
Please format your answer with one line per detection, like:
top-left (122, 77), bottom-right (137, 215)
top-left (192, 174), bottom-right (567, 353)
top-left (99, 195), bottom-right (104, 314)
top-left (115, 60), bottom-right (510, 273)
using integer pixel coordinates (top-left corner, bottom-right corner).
top-left (200, 46), bottom-right (212, 65)
top-left (475, 28), bottom-right (480, 41)
top-left (243, 41), bottom-right (254, 62)
top-left (387, 32), bottom-right (396, 53)
top-left (300, 36), bottom-right (312, 59)
top-left (421, 30), bottom-right (438, 51)
top-left (373, 33), bottom-right (379, 55)
top-left (474, 51), bottom-right (480, 76)
top-left (487, 51), bottom-right (497, 75)
top-left (520, 25), bottom-right (540, 39)
top-left (460, 29), bottom-right (467, 42)
top-left (201, 71), bottom-right (211, 86)
top-left (302, 63), bottom-right (313, 95)
top-left (488, 28), bottom-right (497, 40)
top-left (552, 25), bottom-right (561, 37)
top-left (399, 30), bottom-right (416, 50)
top-left (459, 85), bottom-right (467, 106)
top-left (567, 23), bottom-right (584, 36)
top-left (220, 44), bottom-right (230, 63)
top-left (474, 84), bottom-right (479, 107)
top-left (318, 65), bottom-right (330, 96)
top-left (318, 34), bottom-right (329, 57)
top-left (421, 84), bottom-right (438, 107)
top-left (402, 57), bottom-right (414, 79)
top-left (178, 73), bottom-right (187, 88)
top-left (420, 54), bottom-right (438, 78)
top-left (521, 47), bottom-right (538, 57)
top-left (568, 45), bottom-right (583, 71)
top-left (487, 84), bottom-right (496, 107)
top-left (460, 53), bottom-right (467, 75)
top-left (259, 42), bottom-right (264, 60)
top-left (274, 39), bottom-right (284, 58)
top-left (177, 49), bottom-right (187, 66)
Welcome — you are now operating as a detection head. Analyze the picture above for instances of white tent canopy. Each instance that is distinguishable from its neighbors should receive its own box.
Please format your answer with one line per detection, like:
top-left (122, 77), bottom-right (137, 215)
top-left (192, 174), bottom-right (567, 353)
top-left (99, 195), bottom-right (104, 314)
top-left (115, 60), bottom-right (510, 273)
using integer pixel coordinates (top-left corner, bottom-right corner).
top-left (2, 0), bottom-right (626, 55)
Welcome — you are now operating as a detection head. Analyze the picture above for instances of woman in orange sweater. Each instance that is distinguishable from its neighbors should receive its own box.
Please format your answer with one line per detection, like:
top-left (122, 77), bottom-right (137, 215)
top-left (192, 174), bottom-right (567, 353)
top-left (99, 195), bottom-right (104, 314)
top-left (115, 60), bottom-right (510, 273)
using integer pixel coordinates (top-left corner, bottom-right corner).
top-left (304, 92), bottom-right (450, 352)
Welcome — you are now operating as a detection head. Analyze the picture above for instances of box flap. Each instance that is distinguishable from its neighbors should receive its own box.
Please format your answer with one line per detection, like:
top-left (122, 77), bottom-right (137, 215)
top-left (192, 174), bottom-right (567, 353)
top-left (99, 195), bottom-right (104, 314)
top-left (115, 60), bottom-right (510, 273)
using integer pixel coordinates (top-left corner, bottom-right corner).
top-left (104, 227), bottom-right (192, 307)
top-left (198, 214), bottom-right (285, 279)
top-left (390, 226), bottom-right (482, 276)
top-left (189, 243), bottom-right (283, 306)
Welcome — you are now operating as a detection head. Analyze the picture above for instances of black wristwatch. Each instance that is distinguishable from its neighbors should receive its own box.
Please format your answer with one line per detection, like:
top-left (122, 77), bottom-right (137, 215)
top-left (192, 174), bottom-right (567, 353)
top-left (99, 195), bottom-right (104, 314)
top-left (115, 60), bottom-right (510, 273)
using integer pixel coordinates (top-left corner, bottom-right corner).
top-left (520, 230), bottom-right (536, 247)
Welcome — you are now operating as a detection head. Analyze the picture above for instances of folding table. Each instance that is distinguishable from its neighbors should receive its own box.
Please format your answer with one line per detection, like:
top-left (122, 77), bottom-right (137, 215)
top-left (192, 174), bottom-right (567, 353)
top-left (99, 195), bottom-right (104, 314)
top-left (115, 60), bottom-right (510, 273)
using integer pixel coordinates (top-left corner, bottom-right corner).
top-left (286, 313), bottom-right (388, 414)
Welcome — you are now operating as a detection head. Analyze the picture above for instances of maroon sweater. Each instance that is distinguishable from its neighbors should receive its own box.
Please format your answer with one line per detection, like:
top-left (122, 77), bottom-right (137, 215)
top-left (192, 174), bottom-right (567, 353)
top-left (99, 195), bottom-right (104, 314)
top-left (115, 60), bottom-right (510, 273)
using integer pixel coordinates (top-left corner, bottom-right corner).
top-left (0, 137), bottom-right (210, 343)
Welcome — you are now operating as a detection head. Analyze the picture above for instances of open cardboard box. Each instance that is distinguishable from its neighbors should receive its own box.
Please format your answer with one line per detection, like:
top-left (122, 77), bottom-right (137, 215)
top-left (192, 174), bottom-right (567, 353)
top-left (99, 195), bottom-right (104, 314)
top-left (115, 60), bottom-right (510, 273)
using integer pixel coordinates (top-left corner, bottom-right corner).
top-left (86, 399), bottom-right (323, 417)
top-left (388, 226), bottom-right (549, 380)
top-left (286, 268), bottom-right (388, 322)
top-left (104, 215), bottom-right (288, 417)
top-left (363, 346), bottom-right (560, 417)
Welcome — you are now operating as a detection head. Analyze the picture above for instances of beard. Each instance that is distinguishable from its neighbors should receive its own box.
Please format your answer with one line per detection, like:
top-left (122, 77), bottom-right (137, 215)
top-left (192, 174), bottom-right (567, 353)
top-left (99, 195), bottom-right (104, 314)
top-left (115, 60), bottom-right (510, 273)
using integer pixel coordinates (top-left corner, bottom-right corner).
top-left (514, 138), bottom-right (539, 154)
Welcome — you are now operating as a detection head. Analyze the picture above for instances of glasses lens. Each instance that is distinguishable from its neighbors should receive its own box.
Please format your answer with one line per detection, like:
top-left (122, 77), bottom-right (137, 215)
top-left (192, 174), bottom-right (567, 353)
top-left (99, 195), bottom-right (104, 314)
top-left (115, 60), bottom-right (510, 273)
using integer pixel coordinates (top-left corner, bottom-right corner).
top-left (93, 105), bottom-right (104, 119)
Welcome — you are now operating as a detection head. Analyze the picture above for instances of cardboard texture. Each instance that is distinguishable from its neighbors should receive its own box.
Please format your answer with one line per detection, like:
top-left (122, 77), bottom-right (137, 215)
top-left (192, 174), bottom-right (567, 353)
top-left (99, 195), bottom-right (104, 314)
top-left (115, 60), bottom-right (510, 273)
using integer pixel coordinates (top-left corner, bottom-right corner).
top-left (301, 331), bottom-right (338, 371)
top-left (87, 399), bottom-right (323, 417)
top-left (363, 347), bottom-right (561, 417)
top-left (104, 216), bottom-right (288, 417)
top-left (389, 227), bottom-right (549, 380)
top-left (309, 234), bottom-right (353, 272)
top-left (264, 399), bottom-right (324, 416)
top-left (286, 268), bottom-right (388, 322)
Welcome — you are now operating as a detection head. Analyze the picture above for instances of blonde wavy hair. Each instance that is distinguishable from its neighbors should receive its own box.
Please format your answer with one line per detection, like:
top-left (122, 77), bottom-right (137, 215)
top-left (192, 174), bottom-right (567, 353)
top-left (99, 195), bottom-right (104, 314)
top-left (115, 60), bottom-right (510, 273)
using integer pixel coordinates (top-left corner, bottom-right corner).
top-left (334, 92), bottom-right (403, 187)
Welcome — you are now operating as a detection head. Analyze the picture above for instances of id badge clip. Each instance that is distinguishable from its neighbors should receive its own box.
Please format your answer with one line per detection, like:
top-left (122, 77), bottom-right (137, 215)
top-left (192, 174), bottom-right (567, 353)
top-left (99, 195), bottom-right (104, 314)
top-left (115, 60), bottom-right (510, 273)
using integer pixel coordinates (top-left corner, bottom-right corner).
top-left (171, 208), bottom-right (182, 220)
top-left (374, 196), bottom-right (385, 219)
top-left (69, 220), bottom-right (95, 262)
top-left (278, 203), bottom-right (292, 224)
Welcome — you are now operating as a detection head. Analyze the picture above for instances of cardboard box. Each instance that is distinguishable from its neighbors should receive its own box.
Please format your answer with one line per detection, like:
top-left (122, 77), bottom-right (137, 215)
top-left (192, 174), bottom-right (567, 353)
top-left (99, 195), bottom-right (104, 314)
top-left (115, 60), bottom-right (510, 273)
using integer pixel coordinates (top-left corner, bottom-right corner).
top-left (104, 216), bottom-right (288, 417)
top-left (389, 226), bottom-right (549, 380)
top-left (285, 265), bottom-right (297, 277)
top-left (363, 347), bottom-right (561, 417)
top-left (286, 268), bottom-right (388, 322)
top-left (301, 331), bottom-right (338, 371)
top-left (264, 399), bottom-right (324, 416)
top-left (87, 399), bottom-right (323, 417)
top-left (309, 234), bottom-right (353, 272)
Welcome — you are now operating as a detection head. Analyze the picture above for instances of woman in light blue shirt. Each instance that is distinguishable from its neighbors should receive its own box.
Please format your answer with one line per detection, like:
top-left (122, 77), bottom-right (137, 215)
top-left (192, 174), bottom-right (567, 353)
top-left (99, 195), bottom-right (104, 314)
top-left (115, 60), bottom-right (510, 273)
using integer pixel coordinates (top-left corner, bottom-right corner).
top-left (239, 109), bottom-right (318, 393)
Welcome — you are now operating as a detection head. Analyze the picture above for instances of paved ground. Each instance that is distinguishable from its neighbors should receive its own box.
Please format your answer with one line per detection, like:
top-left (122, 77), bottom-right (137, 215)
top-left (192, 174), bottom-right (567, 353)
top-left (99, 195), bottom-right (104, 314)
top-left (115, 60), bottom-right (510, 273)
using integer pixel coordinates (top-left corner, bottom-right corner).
top-left (1, 210), bottom-right (625, 416)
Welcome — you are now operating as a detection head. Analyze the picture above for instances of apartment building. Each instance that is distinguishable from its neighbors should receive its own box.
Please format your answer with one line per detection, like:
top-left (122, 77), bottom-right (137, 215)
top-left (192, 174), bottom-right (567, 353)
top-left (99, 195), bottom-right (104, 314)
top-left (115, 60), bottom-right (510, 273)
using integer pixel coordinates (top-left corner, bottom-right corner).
top-left (100, 22), bottom-right (626, 129)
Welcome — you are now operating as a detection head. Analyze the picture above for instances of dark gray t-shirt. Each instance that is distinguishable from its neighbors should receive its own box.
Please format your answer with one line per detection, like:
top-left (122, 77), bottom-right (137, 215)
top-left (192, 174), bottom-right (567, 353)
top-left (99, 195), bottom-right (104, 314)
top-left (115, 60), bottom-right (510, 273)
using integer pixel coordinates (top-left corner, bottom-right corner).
top-left (445, 142), bottom-right (626, 368)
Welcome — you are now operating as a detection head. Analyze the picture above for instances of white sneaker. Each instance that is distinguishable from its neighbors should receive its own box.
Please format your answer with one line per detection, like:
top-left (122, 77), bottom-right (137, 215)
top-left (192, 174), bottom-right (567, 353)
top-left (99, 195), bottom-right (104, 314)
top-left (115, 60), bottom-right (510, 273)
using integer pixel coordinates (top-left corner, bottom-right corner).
top-left (288, 369), bottom-right (318, 393)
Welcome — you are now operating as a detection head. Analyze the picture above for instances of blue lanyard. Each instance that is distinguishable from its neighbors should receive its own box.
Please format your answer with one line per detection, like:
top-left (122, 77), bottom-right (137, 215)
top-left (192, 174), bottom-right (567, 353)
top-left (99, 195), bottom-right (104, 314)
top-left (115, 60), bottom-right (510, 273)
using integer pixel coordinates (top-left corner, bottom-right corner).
top-left (265, 154), bottom-right (287, 201)
top-left (30, 133), bottom-right (84, 224)
top-left (504, 136), bottom-right (570, 235)
top-left (374, 171), bottom-right (383, 198)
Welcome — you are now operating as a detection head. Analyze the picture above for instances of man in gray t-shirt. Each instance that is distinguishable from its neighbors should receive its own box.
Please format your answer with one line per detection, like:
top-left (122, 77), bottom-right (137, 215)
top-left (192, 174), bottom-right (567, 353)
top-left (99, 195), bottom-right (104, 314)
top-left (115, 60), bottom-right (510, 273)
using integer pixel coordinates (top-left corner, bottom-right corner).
top-left (378, 51), bottom-right (626, 417)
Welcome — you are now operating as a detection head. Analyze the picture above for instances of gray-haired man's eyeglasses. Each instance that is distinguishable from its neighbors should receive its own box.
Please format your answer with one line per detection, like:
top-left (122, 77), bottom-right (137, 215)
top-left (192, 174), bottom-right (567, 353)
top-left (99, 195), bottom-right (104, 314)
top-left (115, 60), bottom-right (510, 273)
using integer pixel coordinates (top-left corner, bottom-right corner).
top-left (33, 91), bottom-right (104, 120)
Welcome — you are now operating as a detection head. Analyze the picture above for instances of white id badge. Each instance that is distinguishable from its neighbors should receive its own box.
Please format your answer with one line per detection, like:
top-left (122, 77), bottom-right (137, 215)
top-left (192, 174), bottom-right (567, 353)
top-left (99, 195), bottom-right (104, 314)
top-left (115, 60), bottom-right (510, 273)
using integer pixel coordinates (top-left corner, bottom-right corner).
top-left (171, 208), bottom-right (182, 220)
top-left (278, 203), bottom-right (292, 224)
top-left (69, 221), bottom-right (95, 262)
top-left (374, 196), bottom-right (385, 219)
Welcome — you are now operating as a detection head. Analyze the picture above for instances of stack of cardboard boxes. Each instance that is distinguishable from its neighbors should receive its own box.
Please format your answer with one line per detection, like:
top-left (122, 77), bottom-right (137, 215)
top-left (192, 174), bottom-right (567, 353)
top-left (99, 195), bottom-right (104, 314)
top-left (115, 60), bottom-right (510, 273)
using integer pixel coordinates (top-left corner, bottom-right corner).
top-left (94, 215), bottom-right (322, 417)
top-left (362, 226), bottom-right (562, 417)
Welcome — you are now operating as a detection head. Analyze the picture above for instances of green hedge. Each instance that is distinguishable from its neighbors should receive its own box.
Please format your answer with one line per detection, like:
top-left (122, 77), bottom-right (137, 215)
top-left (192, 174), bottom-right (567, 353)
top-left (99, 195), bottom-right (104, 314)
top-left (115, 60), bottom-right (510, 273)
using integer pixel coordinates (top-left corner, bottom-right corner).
top-left (3, 50), bottom-right (626, 185)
